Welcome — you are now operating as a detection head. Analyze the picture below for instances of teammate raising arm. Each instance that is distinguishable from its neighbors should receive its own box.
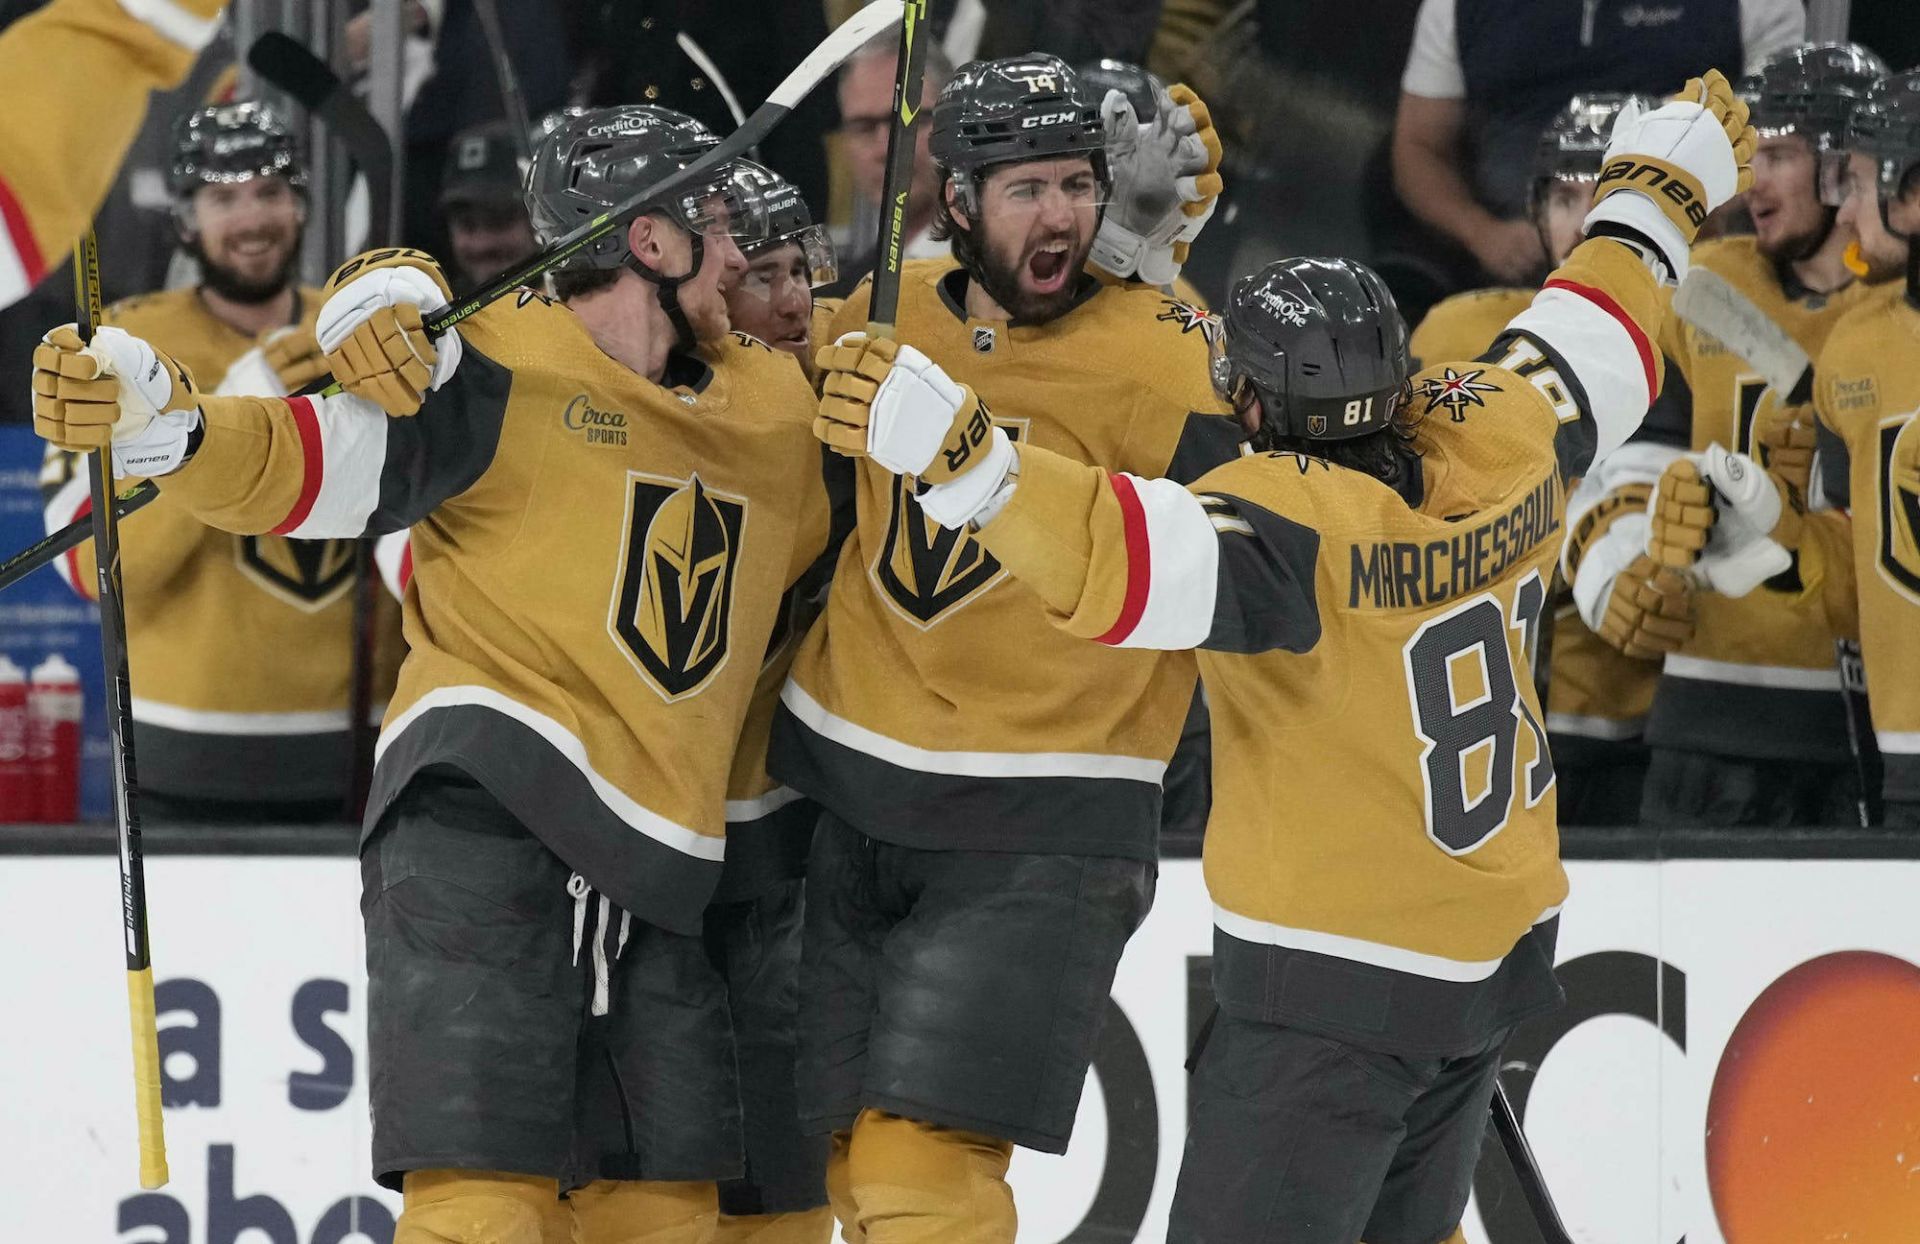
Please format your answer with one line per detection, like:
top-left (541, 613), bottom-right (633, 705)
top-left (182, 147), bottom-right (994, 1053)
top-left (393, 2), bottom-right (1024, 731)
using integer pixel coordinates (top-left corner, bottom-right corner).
top-left (814, 71), bottom-right (1752, 1244)
top-left (0, 0), bottom-right (225, 306)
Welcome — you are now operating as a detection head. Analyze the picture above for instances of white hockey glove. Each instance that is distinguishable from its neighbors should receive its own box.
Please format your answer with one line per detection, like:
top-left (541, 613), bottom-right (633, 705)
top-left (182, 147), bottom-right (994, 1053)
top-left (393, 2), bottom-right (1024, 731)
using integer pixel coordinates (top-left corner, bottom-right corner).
top-left (1584, 68), bottom-right (1756, 282)
top-left (1685, 444), bottom-right (1801, 597)
top-left (318, 248), bottom-right (462, 416)
top-left (31, 325), bottom-right (202, 477)
top-left (1089, 80), bottom-right (1224, 286)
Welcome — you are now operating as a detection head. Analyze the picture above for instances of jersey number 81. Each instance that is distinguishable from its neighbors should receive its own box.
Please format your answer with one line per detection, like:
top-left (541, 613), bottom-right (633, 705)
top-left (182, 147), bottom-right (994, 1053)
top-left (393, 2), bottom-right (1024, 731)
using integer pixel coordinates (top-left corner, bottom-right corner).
top-left (1400, 570), bottom-right (1555, 854)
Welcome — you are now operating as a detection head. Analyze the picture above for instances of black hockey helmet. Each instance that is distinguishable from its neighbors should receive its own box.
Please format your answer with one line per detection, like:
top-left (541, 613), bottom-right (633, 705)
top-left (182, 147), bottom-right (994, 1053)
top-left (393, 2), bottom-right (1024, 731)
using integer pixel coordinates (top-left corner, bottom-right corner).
top-left (930, 54), bottom-right (1108, 207)
top-left (527, 105), bottom-right (764, 347)
top-left (1849, 70), bottom-right (1920, 205)
top-left (730, 159), bottom-right (836, 291)
top-left (168, 101), bottom-right (306, 199)
top-left (1533, 93), bottom-right (1658, 183)
top-left (1212, 257), bottom-right (1411, 447)
top-left (1741, 43), bottom-right (1887, 151)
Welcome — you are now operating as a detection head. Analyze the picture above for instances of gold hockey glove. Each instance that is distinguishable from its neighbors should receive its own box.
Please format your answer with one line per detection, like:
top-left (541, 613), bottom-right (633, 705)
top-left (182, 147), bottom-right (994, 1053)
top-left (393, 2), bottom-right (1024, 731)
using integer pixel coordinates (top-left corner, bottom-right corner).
top-left (1647, 457), bottom-right (1716, 568)
top-left (1599, 553), bottom-right (1696, 658)
top-left (815, 334), bottom-right (994, 485)
top-left (317, 248), bottom-right (458, 416)
top-left (32, 325), bottom-right (201, 475)
top-left (261, 324), bottom-right (329, 394)
top-left (1754, 400), bottom-right (1816, 502)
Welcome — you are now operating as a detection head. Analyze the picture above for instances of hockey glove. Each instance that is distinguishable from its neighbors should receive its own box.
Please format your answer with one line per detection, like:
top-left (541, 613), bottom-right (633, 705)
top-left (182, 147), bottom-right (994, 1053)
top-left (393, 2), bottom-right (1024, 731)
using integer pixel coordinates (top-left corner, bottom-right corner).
top-left (1598, 553), bottom-right (1697, 658)
top-left (1754, 400), bottom-right (1816, 502)
top-left (1585, 68), bottom-right (1756, 281)
top-left (1090, 78), bottom-right (1224, 286)
top-left (318, 248), bottom-right (462, 416)
top-left (31, 325), bottom-right (201, 476)
top-left (1646, 457), bottom-right (1716, 569)
top-left (1689, 443), bottom-right (1801, 596)
top-left (262, 325), bottom-right (329, 393)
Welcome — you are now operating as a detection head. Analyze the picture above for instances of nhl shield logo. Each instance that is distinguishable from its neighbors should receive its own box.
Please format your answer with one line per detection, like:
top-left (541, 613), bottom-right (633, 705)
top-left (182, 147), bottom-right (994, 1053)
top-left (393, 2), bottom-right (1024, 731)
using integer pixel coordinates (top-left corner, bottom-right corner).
top-left (973, 326), bottom-right (996, 353)
top-left (234, 535), bottom-right (356, 611)
top-left (873, 420), bottom-right (1026, 627)
top-left (1878, 417), bottom-right (1920, 605)
top-left (610, 471), bottom-right (747, 702)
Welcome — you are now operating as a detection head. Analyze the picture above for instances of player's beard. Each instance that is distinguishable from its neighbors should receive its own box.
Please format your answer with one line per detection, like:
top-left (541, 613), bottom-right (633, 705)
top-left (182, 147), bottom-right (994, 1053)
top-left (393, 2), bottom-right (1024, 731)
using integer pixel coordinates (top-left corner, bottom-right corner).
top-left (966, 212), bottom-right (1095, 324)
top-left (187, 231), bottom-right (300, 306)
top-left (1755, 207), bottom-right (1835, 265)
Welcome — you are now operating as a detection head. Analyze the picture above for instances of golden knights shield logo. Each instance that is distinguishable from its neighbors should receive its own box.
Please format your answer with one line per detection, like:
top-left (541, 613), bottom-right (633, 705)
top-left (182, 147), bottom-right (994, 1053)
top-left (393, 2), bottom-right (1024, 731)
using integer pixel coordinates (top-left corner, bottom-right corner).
top-left (1878, 416), bottom-right (1920, 605)
top-left (234, 536), bottom-right (357, 611)
top-left (610, 471), bottom-right (747, 702)
top-left (872, 421), bottom-right (1024, 628)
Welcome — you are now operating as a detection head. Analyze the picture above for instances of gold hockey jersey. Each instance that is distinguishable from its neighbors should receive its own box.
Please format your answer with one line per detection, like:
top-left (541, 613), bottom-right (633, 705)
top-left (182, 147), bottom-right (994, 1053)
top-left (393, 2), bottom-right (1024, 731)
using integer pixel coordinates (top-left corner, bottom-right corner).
top-left (159, 290), bottom-right (827, 934)
top-left (1650, 236), bottom-right (1870, 763)
top-left (41, 286), bottom-right (404, 805)
top-left (963, 238), bottom-right (1664, 1052)
top-left (770, 261), bottom-right (1241, 858)
top-left (0, 0), bottom-right (223, 307)
top-left (1414, 285), bottom-right (1660, 752)
top-left (1812, 283), bottom-right (1920, 811)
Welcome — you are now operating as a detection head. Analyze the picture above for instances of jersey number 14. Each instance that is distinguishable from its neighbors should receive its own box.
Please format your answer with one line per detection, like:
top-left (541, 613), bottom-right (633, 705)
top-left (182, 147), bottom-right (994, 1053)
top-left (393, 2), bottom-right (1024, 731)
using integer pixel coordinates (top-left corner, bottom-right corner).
top-left (1401, 570), bottom-right (1555, 855)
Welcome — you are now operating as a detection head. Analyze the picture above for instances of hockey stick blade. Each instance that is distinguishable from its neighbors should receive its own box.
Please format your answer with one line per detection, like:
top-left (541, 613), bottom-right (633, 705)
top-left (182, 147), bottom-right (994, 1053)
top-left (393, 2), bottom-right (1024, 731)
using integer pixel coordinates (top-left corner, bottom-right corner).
top-left (421, 0), bottom-right (904, 338)
top-left (1672, 267), bottom-right (1813, 403)
top-left (247, 33), bottom-right (396, 248)
top-left (0, 480), bottom-right (159, 595)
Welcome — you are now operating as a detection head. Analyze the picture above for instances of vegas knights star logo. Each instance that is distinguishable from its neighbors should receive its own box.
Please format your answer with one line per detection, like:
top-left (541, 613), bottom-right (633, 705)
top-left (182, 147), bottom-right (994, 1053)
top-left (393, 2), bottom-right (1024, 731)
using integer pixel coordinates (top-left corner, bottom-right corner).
top-left (1877, 415), bottom-right (1920, 605)
top-left (234, 536), bottom-right (356, 610)
top-left (874, 419), bottom-right (1027, 627)
top-left (610, 471), bottom-right (747, 702)
top-left (1417, 367), bottom-right (1500, 421)
top-left (1156, 299), bottom-right (1222, 344)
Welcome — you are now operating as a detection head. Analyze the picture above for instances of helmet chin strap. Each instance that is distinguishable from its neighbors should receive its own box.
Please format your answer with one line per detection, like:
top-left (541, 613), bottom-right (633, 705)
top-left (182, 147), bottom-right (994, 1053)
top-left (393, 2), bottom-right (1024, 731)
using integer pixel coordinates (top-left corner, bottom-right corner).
top-left (625, 232), bottom-right (707, 355)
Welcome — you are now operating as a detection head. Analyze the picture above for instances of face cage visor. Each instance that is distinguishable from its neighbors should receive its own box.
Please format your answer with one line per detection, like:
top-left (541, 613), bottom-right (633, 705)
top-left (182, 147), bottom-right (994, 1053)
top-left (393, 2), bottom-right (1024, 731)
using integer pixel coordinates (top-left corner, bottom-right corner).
top-left (652, 162), bottom-right (769, 242)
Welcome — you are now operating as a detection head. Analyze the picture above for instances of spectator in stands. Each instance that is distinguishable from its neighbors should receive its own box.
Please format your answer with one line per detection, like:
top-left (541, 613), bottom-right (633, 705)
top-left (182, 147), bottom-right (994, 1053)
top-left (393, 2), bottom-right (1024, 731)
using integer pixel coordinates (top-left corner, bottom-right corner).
top-left (826, 32), bottom-right (954, 292)
top-left (1391, 0), bottom-right (1803, 285)
top-left (437, 120), bottom-right (537, 293)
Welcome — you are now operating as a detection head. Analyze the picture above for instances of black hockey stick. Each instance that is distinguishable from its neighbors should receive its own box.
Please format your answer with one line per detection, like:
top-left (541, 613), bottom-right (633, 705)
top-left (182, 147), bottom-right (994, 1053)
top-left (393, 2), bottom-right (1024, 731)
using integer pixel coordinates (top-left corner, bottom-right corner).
top-left (865, 0), bottom-right (933, 338)
top-left (1489, 1078), bottom-right (1573, 1244)
top-left (470, 0), bottom-right (534, 163)
top-left (247, 33), bottom-right (396, 251)
top-left (246, 31), bottom-right (398, 819)
top-left (74, 230), bottom-right (169, 1190)
top-left (0, 479), bottom-right (157, 594)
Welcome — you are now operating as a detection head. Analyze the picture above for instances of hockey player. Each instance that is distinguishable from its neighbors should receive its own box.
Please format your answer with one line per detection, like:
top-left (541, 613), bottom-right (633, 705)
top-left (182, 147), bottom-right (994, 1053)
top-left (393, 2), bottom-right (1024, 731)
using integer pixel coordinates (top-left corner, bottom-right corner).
top-left (1660, 71), bottom-right (1920, 828)
top-left (0, 0), bottom-right (226, 308)
top-left (766, 56), bottom-right (1233, 1240)
top-left (813, 70), bottom-right (1752, 1244)
top-left (1413, 93), bottom-right (1684, 827)
top-left (32, 104), bottom-right (830, 1243)
top-left (1572, 43), bottom-right (1883, 827)
top-left (722, 159), bottom-right (841, 375)
top-left (39, 101), bottom-right (399, 823)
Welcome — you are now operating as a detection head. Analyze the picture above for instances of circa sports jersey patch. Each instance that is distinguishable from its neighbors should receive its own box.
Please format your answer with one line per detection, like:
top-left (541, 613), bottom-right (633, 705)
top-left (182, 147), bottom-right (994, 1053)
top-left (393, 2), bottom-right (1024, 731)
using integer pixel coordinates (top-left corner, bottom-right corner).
top-left (610, 471), bottom-right (747, 703)
top-left (1157, 298), bottom-right (1222, 344)
top-left (233, 535), bottom-right (356, 611)
top-left (563, 394), bottom-right (630, 446)
top-left (1417, 367), bottom-right (1501, 420)
top-left (873, 419), bottom-right (1028, 628)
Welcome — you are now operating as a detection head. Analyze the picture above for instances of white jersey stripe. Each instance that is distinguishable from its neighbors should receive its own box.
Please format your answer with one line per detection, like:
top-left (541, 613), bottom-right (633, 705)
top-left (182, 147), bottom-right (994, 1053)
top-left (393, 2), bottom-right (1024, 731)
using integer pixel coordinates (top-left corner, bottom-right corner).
top-left (1506, 283), bottom-right (1653, 462)
top-left (1663, 652), bottom-right (1840, 691)
top-left (131, 698), bottom-right (385, 736)
top-left (1098, 473), bottom-right (1220, 651)
top-left (278, 389), bottom-right (389, 539)
top-left (780, 679), bottom-right (1168, 783)
top-left (1213, 901), bottom-right (1564, 983)
top-left (1545, 711), bottom-right (1646, 740)
top-left (1878, 731), bottom-right (1920, 755)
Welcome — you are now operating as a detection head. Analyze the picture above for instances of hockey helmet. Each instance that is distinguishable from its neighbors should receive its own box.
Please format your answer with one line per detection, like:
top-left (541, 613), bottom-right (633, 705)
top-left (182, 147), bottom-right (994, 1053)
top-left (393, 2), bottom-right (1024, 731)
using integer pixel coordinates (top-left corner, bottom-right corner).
top-left (169, 101), bottom-right (306, 199)
top-left (1078, 58), bottom-right (1163, 124)
top-left (1533, 93), bottom-right (1659, 183)
top-left (930, 54), bottom-right (1108, 206)
top-left (1741, 43), bottom-right (1887, 151)
top-left (1848, 71), bottom-right (1920, 206)
top-left (1211, 258), bottom-right (1411, 447)
top-left (729, 160), bottom-right (836, 293)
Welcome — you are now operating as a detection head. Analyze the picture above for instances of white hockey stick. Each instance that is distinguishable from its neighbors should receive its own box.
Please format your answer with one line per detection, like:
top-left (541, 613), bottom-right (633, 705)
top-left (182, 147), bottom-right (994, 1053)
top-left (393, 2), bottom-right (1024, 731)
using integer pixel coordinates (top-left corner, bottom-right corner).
top-left (1671, 266), bottom-right (1812, 402)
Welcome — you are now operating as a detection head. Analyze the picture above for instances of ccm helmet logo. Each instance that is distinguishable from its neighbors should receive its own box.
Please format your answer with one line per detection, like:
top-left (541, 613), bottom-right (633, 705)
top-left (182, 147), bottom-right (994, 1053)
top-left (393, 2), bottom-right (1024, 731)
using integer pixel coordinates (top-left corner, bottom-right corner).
top-left (1021, 111), bottom-right (1077, 129)
top-left (1598, 159), bottom-right (1708, 227)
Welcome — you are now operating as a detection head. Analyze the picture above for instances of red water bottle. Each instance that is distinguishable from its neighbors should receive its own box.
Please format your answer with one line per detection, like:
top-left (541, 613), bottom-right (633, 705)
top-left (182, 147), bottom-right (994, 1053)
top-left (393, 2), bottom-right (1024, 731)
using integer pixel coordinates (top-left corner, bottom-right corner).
top-left (28, 654), bottom-right (81, 823)
top-left (0, 656), bottom-right (27, 821)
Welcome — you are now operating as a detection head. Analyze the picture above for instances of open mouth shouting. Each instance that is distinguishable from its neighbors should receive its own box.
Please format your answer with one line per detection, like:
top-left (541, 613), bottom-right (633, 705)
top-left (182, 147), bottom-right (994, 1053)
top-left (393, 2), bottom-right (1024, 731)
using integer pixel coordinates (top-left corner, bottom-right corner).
top-left (1025, 238), bottom-right (1073, 295)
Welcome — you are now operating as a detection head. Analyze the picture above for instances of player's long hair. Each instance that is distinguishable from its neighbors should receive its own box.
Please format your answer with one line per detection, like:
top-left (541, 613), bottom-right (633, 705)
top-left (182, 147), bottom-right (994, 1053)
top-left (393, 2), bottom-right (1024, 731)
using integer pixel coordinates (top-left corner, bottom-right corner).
top-left (1256, 390), bottom-right (1426, 503)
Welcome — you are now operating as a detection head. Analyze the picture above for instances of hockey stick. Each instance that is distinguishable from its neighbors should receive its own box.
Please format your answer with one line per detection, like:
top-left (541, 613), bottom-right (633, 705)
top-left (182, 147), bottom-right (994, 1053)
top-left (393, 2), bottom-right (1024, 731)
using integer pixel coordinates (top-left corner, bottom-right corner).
top-left (247, 33), bottom-right (396, 253)
top-left (246, 31), bottom-right (397, 820)
top-left (470, 0), bottom-right (533, 163)
top-left (866, 0), bottom-right (933, 338)
top-left (1488, 1078), bottom-right (1573, 1244)
top-left (74, 230), bottom-right (169, 1190)
top-left (0, 2), bottom-right (905, 592)
top-left (0, 479), bottom-right (157, 594)
top-left (1672, 266), bottom-right (1878, 826)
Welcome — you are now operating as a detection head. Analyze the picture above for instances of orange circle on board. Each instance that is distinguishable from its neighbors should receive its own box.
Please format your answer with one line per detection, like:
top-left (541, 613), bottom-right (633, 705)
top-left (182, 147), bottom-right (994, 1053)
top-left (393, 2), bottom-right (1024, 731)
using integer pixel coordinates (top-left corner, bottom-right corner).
top-left (1705, 951), bottom-right (1920, 1243)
